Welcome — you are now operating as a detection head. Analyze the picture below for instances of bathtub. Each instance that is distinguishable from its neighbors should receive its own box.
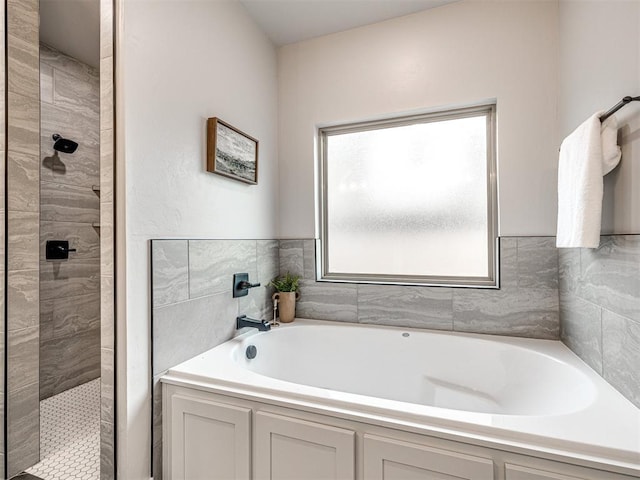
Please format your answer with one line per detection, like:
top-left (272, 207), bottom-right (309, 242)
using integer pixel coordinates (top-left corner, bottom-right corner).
top-left (162, 319), bottom-right (640, 475)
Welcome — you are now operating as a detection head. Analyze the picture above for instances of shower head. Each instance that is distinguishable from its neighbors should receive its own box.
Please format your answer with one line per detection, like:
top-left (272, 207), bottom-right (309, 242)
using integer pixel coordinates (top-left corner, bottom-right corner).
top-left (52, 134), bottom-right (78, 154)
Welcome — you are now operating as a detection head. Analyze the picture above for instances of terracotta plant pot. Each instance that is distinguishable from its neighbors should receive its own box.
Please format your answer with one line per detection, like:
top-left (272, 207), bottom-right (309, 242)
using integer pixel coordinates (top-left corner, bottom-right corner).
top-left (272, 291), bottom-right (300, 323)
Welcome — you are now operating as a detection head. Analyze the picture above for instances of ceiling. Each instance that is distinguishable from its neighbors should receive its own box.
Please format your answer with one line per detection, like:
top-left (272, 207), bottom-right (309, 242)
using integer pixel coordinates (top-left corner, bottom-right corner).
top-left (239, 0), bottom-right (458, 46)
top-left (39, 0), bottom-right (100, 69)
top-left (38, 0), bottom-right (457, 69)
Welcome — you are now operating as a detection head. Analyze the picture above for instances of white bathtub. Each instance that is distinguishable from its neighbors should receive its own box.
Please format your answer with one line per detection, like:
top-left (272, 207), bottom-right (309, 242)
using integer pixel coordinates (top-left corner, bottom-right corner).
top-left (162, 319), bottom-right (640, 474)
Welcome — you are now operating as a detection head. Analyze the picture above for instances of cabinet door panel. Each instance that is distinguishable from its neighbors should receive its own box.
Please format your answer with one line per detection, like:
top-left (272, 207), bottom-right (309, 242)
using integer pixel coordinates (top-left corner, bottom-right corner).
top-left (254, 411), bottom-right (355, 480)
top-left (364, 434), bottom-right (494, 480)
top-left (169, 394), bottom-right (251, 480)
top-left (505, 464), bottom-right (585, 480)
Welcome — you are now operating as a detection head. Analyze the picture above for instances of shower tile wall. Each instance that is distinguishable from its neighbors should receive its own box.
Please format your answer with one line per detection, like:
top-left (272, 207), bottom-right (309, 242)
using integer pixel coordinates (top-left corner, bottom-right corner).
top-left (559, 235), bottom-right (640, 409)
top-left (99, 0), bottom-right (116, 475)
top-left (150, 238), bottom-right (279, 479)
top-left (6, 0), bottom-right (40, 475)
top-left (39, 44), bottom-right (101, 400)
top-left (282, 237), bottom-right (560, 339)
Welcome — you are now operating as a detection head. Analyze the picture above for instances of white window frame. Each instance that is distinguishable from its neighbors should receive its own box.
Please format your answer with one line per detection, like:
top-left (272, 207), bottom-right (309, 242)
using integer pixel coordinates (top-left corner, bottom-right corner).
top-left (317, 104), bottom-right (499, 288)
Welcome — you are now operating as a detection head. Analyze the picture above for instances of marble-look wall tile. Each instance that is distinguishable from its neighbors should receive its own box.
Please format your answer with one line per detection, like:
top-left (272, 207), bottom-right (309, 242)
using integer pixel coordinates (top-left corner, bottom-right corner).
top-left (517, 237), bottom-right (558, 289)
top-left (100, 0), bottom-right (113, 60)
top-left (40, 292), bottom-right (101, 339)
top-left (152, 292), bottom-right (238, 375)
top-left (100, 56), bottom-right (113, 129)
top-left (7, 326), bottom-right (38, 392)
top-left (41, 102), bottom-right (100, 149)
top-left (257, 239), bottom-right (279, 285)
top-left (7, 269), bottom-right (38, 331)
top-left (296, 280), bottom-right (358, 322)
top-left (358, 284), bottom-right (453, 330)
top-left (559, 293), bottom-right (602, 374)
top-left (101, 275), bottom-right (114, 349)
top-left (100, 420), bottom-right (115, 480)
top-left (559, 234), bottom-right (640, 409)
top-left (602, 310), bottom-right (640, 408)
top-left (8, 211), bottom-right (38, 270)
top-left (303, 239), bottom-right (316, 280)
top-left (40, 327), bottom-right (100, 400)
top-left (188, 239), bottom-right (257, 298)
top-left (101, 348), bottom-right (114, 425)
top-left (578, 236), bottom-right (640, 321)
top-left (152, 240), bottom-right (189, 308)
top-left (40, 43), bottom-right (97, 84)
top-left (279, 239), bottom-right (304, 277)
top-left (40, 63), bottom-right (53, 104)
top-left (7, 382), bottom-right (39, 478)
top-left (100, 128), bottom-right (113, 202)
top-left (40, 220), bottom-right (101, 261)
top-left (8, 90), bottom-right (39, 155)
top-left (8, 150), bottom-right (39, 212)
top-left (41, 182), bottom-right (100, 223)
top-left (453, 287), bottom-right (559, 339)
top-left (53, 68), bottom-right (100, 117)
top-left (40, 258), bottom-right (100, 301)
top-left (100, 201), bottom-right (114, 276)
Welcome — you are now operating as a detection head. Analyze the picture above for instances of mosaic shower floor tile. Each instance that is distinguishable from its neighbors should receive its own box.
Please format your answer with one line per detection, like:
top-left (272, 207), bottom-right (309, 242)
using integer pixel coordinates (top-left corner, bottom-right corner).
top-left (25, 378), bottom-right (100, 480)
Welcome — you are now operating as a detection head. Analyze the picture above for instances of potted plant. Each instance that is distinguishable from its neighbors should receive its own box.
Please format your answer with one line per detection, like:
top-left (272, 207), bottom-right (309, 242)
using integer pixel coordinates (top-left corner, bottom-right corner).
top-left (269, 272), bottom-right (301, 323)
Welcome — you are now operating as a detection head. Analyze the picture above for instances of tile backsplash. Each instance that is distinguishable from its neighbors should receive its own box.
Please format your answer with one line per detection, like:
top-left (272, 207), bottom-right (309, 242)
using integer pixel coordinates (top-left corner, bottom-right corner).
top-left (559, 235), bottom-right (640, 409)
top-left (150, 234), bottom-right (640, 477)
top-left (282, 237), bottom-right (560, 339)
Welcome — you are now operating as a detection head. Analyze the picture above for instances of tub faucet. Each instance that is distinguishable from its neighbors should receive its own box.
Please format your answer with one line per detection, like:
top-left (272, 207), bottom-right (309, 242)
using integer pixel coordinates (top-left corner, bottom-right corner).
top-left (236, 314), bottom-right (271, 332)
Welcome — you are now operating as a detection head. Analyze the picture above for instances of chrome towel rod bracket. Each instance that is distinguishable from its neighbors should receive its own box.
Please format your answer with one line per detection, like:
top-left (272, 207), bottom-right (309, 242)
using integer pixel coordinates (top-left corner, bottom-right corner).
top-left (600, 95), bottom-right (640, 122)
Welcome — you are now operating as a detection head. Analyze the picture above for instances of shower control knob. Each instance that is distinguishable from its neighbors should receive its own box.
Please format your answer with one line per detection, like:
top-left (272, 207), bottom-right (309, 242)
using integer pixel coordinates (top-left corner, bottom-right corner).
top-left (45, 240), bottom-right (77, 260)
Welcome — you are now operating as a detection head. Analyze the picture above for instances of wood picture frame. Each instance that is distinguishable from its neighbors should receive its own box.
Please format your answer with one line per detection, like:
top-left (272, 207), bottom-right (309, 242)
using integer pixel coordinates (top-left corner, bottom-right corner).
top-left (207, 117), bottom-right (259, 185)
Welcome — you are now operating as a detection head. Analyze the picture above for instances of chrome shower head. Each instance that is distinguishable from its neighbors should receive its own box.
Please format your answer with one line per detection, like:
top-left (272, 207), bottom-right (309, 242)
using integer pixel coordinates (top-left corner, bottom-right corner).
top-left (52, 133), bottom-right (78, 154)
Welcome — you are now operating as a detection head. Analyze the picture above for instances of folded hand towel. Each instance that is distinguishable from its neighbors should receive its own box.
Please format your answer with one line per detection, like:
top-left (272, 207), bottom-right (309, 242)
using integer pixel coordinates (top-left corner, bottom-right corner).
top-left (556, 112), bottom-right (621, 248)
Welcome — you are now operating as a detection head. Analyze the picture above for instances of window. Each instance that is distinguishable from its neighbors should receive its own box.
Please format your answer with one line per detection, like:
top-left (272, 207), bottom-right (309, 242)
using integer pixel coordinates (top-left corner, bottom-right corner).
top-left (318, 104), bottom-right (497, 287)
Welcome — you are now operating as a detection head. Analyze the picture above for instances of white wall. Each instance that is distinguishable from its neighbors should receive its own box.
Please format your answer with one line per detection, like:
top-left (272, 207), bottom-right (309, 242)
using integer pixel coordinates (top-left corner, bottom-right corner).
top-left (559, 0), bottom-right (640, 234)
top-left (119, 1), bottom-right (278, 477)
top-left (277, 0), bottom-right (559, 238)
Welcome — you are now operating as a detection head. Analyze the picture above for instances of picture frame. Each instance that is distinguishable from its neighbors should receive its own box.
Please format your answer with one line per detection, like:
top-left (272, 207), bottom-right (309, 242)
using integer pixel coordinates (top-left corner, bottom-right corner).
top-left (207, 117), bottom-right (259, 185)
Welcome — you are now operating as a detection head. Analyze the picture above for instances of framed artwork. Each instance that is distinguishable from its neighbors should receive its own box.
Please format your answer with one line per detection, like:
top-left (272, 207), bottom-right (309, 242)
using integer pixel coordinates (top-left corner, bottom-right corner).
top-left (207, 117), bottom-right (259, 184)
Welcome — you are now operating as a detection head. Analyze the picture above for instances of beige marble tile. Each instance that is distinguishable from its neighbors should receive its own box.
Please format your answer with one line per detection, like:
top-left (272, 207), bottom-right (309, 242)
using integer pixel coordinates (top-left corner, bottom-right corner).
top-left (40, 62), bottom-right (54, 104)
top-left (101, 348), bottom-right (114, 425)
top-left (41, 181), bottom-right (100, 224)
top-left (7, 34), bottom-right (38, 100)
top-left (101, 202), bottom-right (114, 276)
top-left (7, 269), bottom-right (38, 331)
top-left (53, 67), bottom-right (100, 117)
top-left (41, 101), bottom-right (99, 150)
top-left (7, 150), bottom-right (39, 212)
top-left (100, 0), bottom-right (114, 60)
top-left (40, 327), bottom-right (100, 399)
top-left (7, 382), bottom-right (39, 478)
top-left (8, 210), bottom-right (38, 270)
top-left (100, 128), bottom-right (114, 202)
top-left (7, 326), bottom-right (38, 391)
top-left (40, 257), bottom-right (100, 301)
top-left (101, 275), bottom-right (114, 349)
top-left (41, 220), bottom-right (101, 262)
top-left (100, 421), bottom-right (115, 480)
top-left (48, 292), bottom-right (100, 338)
top-left (8, 90), bottom-right (39, 155)
top-left (498, 237), bottom-right (517, 288)
top-left (40, 43), bottom-right (98, 84)
top-left (100, 56), bottom-right (113, 130)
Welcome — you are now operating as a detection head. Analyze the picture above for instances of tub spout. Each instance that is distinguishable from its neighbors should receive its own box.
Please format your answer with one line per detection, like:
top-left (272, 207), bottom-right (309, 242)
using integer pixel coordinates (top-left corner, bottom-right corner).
top-left (236, 314), bottom-right (271, 332)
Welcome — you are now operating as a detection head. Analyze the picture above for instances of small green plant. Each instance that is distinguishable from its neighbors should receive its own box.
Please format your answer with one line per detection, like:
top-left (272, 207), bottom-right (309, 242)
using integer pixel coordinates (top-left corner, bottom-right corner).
top-left (269, 272), bottom-right (300, 292)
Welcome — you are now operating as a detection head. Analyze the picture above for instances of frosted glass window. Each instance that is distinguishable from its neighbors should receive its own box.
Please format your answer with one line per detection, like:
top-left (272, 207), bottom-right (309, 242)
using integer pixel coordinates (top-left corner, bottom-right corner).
top-left (319, 105), bottom-right (497, 287)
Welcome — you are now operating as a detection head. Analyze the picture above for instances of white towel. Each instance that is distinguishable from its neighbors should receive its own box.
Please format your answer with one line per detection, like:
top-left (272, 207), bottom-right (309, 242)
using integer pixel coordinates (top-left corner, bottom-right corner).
top-left (556, 112), bottom-right (621, 248)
